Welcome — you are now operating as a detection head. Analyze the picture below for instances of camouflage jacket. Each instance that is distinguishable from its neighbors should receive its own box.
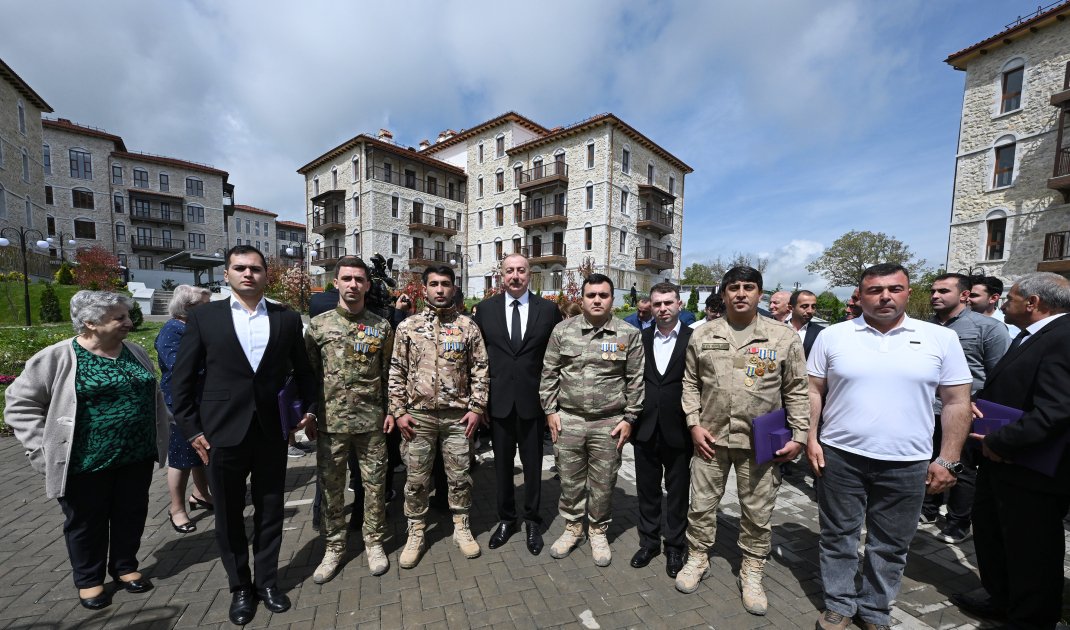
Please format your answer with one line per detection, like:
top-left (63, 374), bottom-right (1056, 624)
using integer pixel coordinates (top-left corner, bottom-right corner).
top-left (681, 315), bottom-right (808, 449)
top-left (305, 306), bottom-right (394, 434)
top-left (539, 314), bottom-right (644, 423)
top-left (387, 306), bottom-right (489, 417)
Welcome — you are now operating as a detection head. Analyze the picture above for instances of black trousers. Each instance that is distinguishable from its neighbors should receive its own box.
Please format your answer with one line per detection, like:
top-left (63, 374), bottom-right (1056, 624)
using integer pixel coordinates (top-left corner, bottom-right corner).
top-left (57, 459), bottom-right (154, 588)
top-left (491, 408), bottom-right (545, 524)
top-left (634, 433), bottom-right (691, 552)
top-left (207, 418), bottom-right (286, 592)
top-left (973, 463), bottom-right (1070, 629)
top-left (922, 417), bottom-right (978, 528)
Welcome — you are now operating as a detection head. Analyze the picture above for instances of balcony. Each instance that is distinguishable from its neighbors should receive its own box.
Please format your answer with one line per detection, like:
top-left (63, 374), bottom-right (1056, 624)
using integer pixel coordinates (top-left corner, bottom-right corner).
top-left (517, 161), bottom-right (568, 194)
top-left (313, 245), bottom-right (346, 269)
top-left (1051, 61), bottom-right (1070, 108)
top-left (131, 236), bottom-right (184, 254)
top-left (279, 246), bottom-right (304, 259)
top-left (129, 188), bottom-right (185, 203)
top-left (635, 245), bottom-right (673, 271)
top-left (1037, 231), bottom-right (1070, 273)
top-left (311, 189), bottom-right (345, 207)
top-left (518, 200), bottom-right (567, 228)
top-left (637, 182), bottom-right (676, 204)
top-left (409, 211), bottom-right (459, 236)
top-left (1049, 147), bottom-right (1070, 202)
top-left (409, 247), bottom-right (459, 268)
top-left (367, 166), bottom-right (466, 202)
top-left (636, 205), bottom-right (674, 235)
top-left (312, 211), bottom-right (345, 235)
top-left (131, 207), bottom-right (184, 227)
top-left (522, 242), bottom-right (567, 266)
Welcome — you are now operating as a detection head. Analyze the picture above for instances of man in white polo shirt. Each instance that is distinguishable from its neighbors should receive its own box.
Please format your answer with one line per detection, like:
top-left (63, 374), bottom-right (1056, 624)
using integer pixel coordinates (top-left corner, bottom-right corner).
top-left (806, 263), bottom-right (973, 630)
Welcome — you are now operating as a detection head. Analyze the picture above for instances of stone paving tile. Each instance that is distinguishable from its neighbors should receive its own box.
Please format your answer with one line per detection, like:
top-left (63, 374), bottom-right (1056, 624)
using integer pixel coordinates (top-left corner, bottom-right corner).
top-left (2, 437), bottom-right (1069, 628)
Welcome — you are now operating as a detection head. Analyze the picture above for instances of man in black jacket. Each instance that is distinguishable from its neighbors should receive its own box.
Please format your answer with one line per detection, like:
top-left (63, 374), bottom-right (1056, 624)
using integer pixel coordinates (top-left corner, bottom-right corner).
top-left (631, 282), bottom-right (693, 578)
top-left (473, 253), bottom-right (562, 554)
top-left (172, 245), bottom-right (318, 626)
top-left (951, 272), bottom-right (1070, 629)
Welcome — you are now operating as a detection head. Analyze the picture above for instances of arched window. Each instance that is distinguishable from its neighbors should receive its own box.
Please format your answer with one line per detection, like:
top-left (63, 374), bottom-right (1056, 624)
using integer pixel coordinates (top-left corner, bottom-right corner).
top-left (982, 209), bottom-right (1009, 261)
top-left (992, 135), bottom-right (1016, 189)
top-left (21, 149), bottom-right (29, 182)
top-left (17, 100), bottom-right (26, 133)
top-left (133, 167), bottom-right (148, 188)
top-left (72, 187), bottom-right (95, 210)
top-left (42, 144), bottom-right (51, 175)
top-left (115, 223), bottom-right (127, 243)
top-left (185, 177), bottom-right (204, 197)
top-left (113, 193), bottom-right (124, 213)
top-left (999, 58), bottom-right (1026, 114)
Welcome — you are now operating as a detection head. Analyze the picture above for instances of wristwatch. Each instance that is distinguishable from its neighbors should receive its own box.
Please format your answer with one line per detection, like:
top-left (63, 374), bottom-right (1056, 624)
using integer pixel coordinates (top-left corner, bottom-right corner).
top-left (934, 457), bottom-right (964, 476)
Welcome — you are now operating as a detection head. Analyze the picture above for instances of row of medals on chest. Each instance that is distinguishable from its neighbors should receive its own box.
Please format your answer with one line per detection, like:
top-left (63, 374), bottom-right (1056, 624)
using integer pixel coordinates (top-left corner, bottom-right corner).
top-left (736, 347), bottom-right (777, 387)
top-left (440, 325), bottom-right (465, 361)
top-left (600, 341), bottom-right (625, 360)
top-left (352, 324), bottom-right (384, 363)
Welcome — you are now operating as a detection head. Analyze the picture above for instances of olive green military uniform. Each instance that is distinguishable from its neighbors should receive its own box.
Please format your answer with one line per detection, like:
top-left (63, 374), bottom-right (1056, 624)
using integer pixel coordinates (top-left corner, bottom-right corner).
top-left (305, 307), bottom-right (394, 550)
top-left (388, 306), bottom-right (489, 518)
top-left (540, 314), bottom-right (644, 525)
top-left (680, 315), bottom-right (808, 558)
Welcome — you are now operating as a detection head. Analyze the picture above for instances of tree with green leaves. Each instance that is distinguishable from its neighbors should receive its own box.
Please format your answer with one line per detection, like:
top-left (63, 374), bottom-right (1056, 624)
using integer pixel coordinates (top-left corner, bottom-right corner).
top-left (814, 291), bottom-right (844, 324)
top-left (39, 282), bottom-right (63, 323)
top-left (682, 262), bottom-right (716, 286)
top-left (54, 262), bottom-right (75, 285)
top-left (806, 230), bottom-right (928, 289)
top-left (129, 300), bottom-right (144, 331)
top-left (686, 287), bottom-right (699, 312)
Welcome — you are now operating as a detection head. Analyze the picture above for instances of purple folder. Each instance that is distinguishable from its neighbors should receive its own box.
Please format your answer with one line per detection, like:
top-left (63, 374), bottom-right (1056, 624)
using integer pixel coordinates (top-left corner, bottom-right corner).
top-left (277, 376), bottom-right (305, 440)
top-left (971, 399), bottom-right (1067, 477)
top-left (753, 409), bottom-right (792, 466)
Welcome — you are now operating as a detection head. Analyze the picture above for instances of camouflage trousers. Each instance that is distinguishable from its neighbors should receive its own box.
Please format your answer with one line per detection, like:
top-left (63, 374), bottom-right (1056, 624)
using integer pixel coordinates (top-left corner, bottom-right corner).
top-left (317, 430), bottom-right (387, 550)
top-left (553, 411), bottom-right (623, 525)
top-left (402, 409), bottom-right (472, 519)
top-left (686, 446), bottom-right (781, 558)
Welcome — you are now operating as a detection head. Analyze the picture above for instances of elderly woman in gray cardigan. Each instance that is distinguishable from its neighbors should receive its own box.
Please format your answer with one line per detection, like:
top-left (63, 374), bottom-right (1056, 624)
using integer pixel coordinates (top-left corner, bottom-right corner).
top-left (5, 291), bottom-right (169, 611)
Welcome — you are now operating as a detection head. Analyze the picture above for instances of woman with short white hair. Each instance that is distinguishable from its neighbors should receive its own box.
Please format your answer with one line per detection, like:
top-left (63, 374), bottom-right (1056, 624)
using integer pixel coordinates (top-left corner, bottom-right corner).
top-left (6, 290), bottom-right (169, 610)
top-left (156, 285), bottom-right (213, 534)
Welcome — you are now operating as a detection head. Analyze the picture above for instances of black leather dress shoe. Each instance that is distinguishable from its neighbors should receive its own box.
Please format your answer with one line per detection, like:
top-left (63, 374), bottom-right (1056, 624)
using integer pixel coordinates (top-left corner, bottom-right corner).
top-left (630, 546), bottom-right (660, 568)
top-left (256, 587), bottom-right (291, 614)
top-left (950, 592), bottom-right (1006, 620)
top-left (229, 588), bottom-right (257, 626)
top-left (488, 521), bottom-right (518, 549)
top-left (665, 549), bottom-right (685, 578)
top-left (79, 590), bottom-right (112, 610)
top-left (525, 522), bottom-right (544, 556)
top-left (116, 576), bottom-right (153, 593)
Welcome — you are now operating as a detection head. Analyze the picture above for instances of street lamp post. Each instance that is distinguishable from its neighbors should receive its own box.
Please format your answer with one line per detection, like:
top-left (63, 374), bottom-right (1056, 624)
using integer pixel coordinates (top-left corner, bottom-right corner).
top-left (0, 226), bottom-right (50, 326)
top-left (46, 232), bottom-right (78, 262)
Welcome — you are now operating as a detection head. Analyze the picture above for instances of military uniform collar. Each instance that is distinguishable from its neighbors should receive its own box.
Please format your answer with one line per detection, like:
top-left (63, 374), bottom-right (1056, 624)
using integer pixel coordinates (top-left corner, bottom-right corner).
top-left (706, 314), bottom-right (772, 345)
top-left (423, 304), bottom-right (459, 323)
top-left (334, 305), bottom-right (371, 322)
top-left (580, 314), bottom-right (618, 334)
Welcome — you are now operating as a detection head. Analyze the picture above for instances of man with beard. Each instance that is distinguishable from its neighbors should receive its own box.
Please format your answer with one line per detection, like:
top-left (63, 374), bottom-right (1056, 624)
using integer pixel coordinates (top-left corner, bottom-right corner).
top-left (388, 265), bottom-right (489, 568)
top-left (675, 266), bottom-right (808, 617)
top-left (541, 273), bottom-right (644, 567)
top-left (305, 257), bottom-right (394, 582)
top-left (474, 253), bottom-right (562, 555)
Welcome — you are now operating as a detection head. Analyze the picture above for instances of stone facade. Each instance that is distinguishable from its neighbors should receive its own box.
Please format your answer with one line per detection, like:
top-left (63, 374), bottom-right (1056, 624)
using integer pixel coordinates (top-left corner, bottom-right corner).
top-left (298, 113), bottom-right (691, 298)
top-left (231, 204), bottom-right (278, 254)
top-left (946, 5), bottom-right (1070, 281)
top-left (0, 58), bottom-right (52, 247)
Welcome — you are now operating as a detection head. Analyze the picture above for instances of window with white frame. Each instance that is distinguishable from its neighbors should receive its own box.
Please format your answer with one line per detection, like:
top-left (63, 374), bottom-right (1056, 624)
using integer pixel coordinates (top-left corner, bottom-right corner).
top-left (331, 168), bottom-right (338, 189)
top-left (496, 135), bottom-right (505, 158)
top-left (669, 175), bottom-right (676, 195)
top-left (993, 136), bottom-right (1016, 188)
top-left (620, 189), bottom-right (629, 214)
top-left (984, 210), bottom-right (1008, 260)
top-left (587, 142), bottom-right (595, 168)
top-left (391, 194), bottom-right (399, 218)
top-left (352, 156), bottom-right (360, 181)
top-left (586, 183), bottom-right (593, 210)
top-left (1000, 59), bottom-right (1025, 114)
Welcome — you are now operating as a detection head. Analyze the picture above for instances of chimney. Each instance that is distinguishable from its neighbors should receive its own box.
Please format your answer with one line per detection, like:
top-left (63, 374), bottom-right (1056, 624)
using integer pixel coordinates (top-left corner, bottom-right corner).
top-left (419, 139), bottom-right (430, 150)
top-left (378, 128), bottom-right (394, 143)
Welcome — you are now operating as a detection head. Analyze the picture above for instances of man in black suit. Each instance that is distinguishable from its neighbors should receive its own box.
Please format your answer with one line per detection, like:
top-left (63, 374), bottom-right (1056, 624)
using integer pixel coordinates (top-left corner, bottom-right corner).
top-left (172, 245), bottom-right (317, 626)
top-left (473, 253), bottom-right (562, 554)
top-left (631, 281), bottom-right (693, 578)
top-left (787, 290), bottom-right (823, 359)
top-left (951, 272), bottom-right (1070, 629)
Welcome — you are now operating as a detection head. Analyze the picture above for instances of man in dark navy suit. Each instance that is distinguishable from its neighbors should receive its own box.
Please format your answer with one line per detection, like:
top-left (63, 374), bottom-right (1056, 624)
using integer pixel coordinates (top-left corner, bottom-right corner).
top-left (172, 245), bottom-right (318, 626)
top-left (631, 281), bottom-right (693, 578)
top-left (474, 253), bottom-right (562, 554)
top-left (952, 272), bottom-right (1070, 629)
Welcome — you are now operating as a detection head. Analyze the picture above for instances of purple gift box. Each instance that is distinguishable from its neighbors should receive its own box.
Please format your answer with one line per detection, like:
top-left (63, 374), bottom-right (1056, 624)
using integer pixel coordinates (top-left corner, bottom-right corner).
top-left (753, 409), bottom-right (791, 466)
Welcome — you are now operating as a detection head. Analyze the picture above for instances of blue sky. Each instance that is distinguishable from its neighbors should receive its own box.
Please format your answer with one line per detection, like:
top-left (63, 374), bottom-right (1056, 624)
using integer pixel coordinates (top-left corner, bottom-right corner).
top-left (3, 0), bottom-right (1046, 295)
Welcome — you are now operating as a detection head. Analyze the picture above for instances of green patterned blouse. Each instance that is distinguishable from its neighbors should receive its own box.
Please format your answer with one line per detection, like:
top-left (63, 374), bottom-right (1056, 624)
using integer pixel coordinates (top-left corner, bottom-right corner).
top-left (69, 340), bottom-right (157, 475)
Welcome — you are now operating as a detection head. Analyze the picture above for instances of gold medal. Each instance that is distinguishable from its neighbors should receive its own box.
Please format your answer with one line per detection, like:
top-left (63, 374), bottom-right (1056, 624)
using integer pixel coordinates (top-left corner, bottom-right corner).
top-left (602, 352), bottom-right (609, 360)
top-left (749, 356), bottom-right (760, 365)
top-left (358, 354), bottom-right (368, 363)
top-left (358, 331), bottom-right (367, 340)
top-left (616, 343), bottom-right (624, 351)
top-left (767, 360), bottom-right (777, 372)
top-left (611, 353), bottom-right (618, 360)
top-left (744, 376), bottom-right (754, 387)
top-left (370, 344), bottom-right (379, 354)
top-left (755, 366), bottom-right (765, 377)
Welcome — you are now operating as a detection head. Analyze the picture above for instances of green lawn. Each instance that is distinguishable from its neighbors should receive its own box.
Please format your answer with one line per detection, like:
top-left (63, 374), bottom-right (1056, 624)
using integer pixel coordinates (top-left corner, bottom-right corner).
top-left (0, 321), bottom-right (163, 434)
top-left (0, 281), bottom-right (81, 325)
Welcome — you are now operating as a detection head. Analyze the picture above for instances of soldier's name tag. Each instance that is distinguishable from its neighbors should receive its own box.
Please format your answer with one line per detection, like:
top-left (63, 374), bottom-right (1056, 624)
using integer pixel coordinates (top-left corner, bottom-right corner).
top-left (703, 342), bottom-right (729, 351)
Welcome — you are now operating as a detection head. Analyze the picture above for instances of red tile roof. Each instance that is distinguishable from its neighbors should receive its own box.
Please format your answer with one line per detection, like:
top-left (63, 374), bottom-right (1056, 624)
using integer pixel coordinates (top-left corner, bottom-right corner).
top-left (297, 134), bottom-right (466, 176)
top-left (112, 150), bottom-right (228, 179)
top-left (0, 57), bottom-right (52, 113)
top-left (420, 112), bottom-right (550, 154)
top-left (508, 113), bottom-right (693, 174)
top-left (945, 0), bottom-right (1070, 70)
top-left (233, 204), bottom-right (278, 217)
top-left (276, 220), bottom-right (306, 229)
top-left (43, 118), bottom-right (126, 151)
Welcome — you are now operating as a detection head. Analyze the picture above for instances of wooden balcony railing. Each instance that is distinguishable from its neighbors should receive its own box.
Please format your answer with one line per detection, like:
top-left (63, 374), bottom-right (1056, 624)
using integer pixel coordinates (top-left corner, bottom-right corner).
top-left (1043, 231), bottom-right (1069, 261)
top-left (518, 161), bottom-right (568, 192)
top-left (367, 165), bottom-right (466, 202)
top-left (519, 200), bottom-right (567, 227)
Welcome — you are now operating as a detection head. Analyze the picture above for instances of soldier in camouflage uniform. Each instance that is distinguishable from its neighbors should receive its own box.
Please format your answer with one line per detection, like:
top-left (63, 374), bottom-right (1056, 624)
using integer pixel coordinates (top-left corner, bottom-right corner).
top-left (674, 266), bottom-right (808, 617)
top-left (305, 257), bottom-right (395, 583)
top-left (388, 264), bottom-right (489, 568)
top-left (540, 273), bottom-right (644, 567)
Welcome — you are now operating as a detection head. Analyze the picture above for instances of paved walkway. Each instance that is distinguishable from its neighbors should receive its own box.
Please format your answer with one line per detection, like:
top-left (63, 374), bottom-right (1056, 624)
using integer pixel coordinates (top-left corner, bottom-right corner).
top-left (0, 436), bottom-right (1066, 630)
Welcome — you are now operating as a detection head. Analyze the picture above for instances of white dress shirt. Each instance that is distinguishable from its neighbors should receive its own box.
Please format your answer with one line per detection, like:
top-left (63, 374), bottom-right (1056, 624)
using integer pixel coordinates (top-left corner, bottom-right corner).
top-left (652, 320), bottom-right (682, 374)
top-left (1017, 312), bottom-right (1066, 348)
top-left (230, 296), bottom-right (270, 371)
top-left (794, 321), bottom-right (808, 343)
top-left (504, 290), bottom-right (530, 341)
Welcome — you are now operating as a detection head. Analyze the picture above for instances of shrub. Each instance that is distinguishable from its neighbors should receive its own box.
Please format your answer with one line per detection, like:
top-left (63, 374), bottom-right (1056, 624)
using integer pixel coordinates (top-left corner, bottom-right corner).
top-left (54, 262), bottom-right (75, 285)
top-left (686, 287), bottom-right (699, 313)
top-left (39, 282), bottom-right (63, 323)
top-left (161, 278), bottom-right (177, 290)
top-left (74, 246), bottom-right (122, 290)
top-left (129, 301), bottom-right (144, 331)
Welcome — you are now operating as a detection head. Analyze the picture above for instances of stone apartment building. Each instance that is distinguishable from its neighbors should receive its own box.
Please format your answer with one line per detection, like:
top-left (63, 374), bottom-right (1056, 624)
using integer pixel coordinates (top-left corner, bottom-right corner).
top-left (945, 3), bottom-right (1070, 281)
top-left (275, 219), bottom-right (307, 263)
top-left (0, 58), bottom-right (53, 265)
top-left (41, 118), bottom-right (232, 277)
top-left (231, 204), bottom-right (277, 254)
top-left (298, 112), bottom-right (691, 297)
